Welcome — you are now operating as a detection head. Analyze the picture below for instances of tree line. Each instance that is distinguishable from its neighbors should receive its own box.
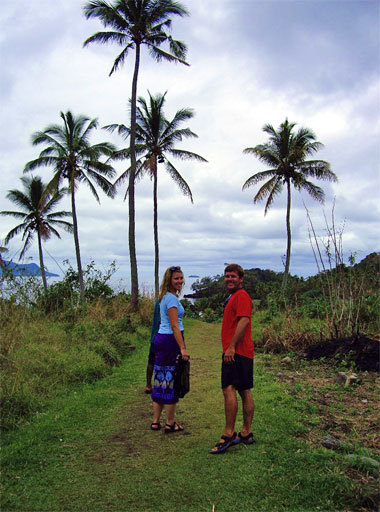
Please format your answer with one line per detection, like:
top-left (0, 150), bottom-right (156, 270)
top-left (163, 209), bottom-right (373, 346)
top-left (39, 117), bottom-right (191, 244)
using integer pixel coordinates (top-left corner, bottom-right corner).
top-left (1, 0), bottom-right (338, 309)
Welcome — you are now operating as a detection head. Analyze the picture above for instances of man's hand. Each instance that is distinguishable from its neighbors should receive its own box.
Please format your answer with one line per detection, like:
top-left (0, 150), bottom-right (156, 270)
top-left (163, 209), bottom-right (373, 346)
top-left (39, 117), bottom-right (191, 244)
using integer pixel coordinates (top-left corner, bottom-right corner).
top-left (224, 346), bottom-right (235, 364)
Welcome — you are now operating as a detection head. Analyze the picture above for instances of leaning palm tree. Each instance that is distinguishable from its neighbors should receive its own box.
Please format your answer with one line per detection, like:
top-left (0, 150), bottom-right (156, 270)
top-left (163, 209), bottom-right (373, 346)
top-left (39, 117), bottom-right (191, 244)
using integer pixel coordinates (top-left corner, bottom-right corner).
top-left (83, 0), bottom-right (189, 310)
top-left (105, 91), bottom-right (207, 296)
top-left (243, 118), bottom-right (338, 289)
top-left (24, 111), bottom-right (116, 299)
top-left (0, 176), bottom-right (73, 290)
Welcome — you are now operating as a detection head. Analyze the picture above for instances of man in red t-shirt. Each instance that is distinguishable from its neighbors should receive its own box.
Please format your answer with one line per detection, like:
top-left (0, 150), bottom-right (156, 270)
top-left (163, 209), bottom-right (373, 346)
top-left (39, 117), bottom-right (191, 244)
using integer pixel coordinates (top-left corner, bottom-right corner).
top-left (210, 264), bottom-right (255, 454)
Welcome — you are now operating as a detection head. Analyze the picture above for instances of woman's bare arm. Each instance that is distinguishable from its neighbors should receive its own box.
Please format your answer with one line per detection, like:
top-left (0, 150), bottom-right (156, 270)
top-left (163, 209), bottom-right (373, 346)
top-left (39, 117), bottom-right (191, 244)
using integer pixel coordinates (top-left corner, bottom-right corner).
top-left (168, 307), bottom-right (189, 361)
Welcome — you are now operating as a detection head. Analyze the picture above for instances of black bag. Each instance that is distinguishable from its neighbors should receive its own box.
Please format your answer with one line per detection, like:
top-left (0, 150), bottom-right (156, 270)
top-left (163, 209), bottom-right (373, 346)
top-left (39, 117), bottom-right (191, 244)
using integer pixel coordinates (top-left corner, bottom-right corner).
top-left (174, 354), bottom-right (190, 399)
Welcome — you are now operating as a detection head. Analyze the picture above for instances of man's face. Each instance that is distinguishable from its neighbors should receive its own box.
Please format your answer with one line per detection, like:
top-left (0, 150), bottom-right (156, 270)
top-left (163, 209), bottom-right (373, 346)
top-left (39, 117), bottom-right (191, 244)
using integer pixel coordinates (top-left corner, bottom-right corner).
top-left (224, 271), bottom-right (243, 293)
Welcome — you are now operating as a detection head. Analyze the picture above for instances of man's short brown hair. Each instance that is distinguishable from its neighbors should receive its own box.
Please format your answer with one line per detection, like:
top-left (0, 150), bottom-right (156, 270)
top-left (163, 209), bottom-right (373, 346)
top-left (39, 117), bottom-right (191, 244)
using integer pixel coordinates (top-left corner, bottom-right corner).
top-left (224, 263), bottom-right (244, 278)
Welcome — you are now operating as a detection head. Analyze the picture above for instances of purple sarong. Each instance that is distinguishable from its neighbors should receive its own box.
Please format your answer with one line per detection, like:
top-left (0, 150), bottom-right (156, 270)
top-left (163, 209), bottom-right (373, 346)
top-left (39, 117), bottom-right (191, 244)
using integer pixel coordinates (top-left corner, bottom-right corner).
top-left (151, 332), bottom-right (182, 404)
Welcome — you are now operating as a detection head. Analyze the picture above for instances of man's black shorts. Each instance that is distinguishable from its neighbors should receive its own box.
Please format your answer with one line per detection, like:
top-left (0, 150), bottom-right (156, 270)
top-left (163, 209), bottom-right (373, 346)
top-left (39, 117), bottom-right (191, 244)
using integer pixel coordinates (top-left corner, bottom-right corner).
top-left (221, 353), bottom-right (254, 390)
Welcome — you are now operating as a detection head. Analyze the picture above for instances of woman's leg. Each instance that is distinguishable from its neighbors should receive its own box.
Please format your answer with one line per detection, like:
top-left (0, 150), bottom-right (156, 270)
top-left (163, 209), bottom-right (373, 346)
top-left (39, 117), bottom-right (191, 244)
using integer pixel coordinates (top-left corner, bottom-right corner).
top-left (152, 401), bottom-right (163, 424)
top-left (164, 403), bottom-right (176, 425)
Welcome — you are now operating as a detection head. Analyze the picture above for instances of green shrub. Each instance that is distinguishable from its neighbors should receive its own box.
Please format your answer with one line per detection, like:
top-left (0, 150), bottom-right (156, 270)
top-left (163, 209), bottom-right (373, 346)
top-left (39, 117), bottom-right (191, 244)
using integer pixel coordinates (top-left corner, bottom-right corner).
top-left (65, 346), bottom-right (109, 383)
top-left (202, 307), bottom-right (219, 323)
top-left (0, 381), bottom-right (44, 431)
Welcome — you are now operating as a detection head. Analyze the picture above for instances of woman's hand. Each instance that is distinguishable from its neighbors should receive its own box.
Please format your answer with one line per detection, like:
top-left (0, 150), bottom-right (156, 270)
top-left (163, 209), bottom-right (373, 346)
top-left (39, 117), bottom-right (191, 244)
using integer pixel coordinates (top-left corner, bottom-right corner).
top-left (181, 347), bottom-right (189, 361)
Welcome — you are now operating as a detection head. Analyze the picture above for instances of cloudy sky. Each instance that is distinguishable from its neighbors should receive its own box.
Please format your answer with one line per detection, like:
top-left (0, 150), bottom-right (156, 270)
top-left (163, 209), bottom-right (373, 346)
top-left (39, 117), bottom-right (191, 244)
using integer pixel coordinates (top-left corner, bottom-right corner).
top-left (1, 0), bottom-right (379, 292)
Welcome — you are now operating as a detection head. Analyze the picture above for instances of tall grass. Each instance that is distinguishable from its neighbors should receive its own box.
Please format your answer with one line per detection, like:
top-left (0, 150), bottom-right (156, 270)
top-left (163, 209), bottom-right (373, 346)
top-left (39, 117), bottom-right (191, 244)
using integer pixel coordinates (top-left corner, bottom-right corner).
top-left (0, 264), bottom-right (155, 431)
top-left (307, 205), bottom-right (379, 338)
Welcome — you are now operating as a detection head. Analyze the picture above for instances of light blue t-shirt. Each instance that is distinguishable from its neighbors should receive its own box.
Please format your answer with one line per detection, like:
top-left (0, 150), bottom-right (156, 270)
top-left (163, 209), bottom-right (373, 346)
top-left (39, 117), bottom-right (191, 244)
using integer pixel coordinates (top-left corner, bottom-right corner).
top-left (158, 292), bottom-right (184, 334)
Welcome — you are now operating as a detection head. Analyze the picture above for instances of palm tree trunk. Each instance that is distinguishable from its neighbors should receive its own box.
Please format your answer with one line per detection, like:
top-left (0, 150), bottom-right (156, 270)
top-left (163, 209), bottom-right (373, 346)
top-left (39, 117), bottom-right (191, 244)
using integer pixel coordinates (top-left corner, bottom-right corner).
top-left (153, 158), bottom-right (159, 298)
top-left (37, 230), bottom-right (48, 291)
top-left (282, 179), bottom-right (292, 291)
top-left (128, 44), bottom-right (140, 311)
top-left (71, 186), bottom-right (85, 300)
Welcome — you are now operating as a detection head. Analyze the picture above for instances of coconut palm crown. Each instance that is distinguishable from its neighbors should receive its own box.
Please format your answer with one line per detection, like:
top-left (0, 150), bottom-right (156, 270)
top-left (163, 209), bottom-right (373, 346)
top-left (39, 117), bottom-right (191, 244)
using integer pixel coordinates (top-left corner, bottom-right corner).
top-left (83, 0), bottom-right (189, 310)
top-left (243, 118), bottom-right (338, 289)
top-left (0, 176), bottom-right (73, 290)
top-left (105, 91), bottom-right (207, 295)
top-left (24, 110), bottom-right (116, 298)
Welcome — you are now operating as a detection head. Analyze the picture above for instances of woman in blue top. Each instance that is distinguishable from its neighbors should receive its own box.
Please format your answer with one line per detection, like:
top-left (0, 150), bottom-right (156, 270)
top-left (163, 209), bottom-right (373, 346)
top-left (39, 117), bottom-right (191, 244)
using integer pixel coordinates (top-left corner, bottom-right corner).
top-left (151, 266), bottom-right (189, 433)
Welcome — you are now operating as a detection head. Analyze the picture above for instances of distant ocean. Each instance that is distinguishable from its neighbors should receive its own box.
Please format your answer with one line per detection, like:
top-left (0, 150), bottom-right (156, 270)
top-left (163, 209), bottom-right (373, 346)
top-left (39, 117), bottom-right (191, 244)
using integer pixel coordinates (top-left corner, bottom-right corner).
top-left (6, 265), bottom-right (202, 298)
top-left (112, 275), bottom-right (200, 297)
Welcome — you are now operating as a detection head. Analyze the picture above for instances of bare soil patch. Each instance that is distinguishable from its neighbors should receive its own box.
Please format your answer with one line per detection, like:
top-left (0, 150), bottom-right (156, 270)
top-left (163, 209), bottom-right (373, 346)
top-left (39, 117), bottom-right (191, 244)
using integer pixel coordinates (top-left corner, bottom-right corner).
top-left (302, 335), bottom-right (379, 372)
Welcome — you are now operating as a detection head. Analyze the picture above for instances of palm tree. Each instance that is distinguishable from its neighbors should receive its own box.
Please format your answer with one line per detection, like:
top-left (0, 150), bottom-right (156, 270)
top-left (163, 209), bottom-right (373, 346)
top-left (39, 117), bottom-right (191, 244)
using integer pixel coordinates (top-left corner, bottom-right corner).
top-left (242, 118), bottom-right (338, 289)
top-left (0, 244), bottom-right (8, 270)
top-left (83, 0), bottom-right (189, 310)
top-left (0, 176), bottom-right (73, 290)
top-left (105, 91), bottom-right (207, 296)
top-left (24, 110), bottom-right (116, 299)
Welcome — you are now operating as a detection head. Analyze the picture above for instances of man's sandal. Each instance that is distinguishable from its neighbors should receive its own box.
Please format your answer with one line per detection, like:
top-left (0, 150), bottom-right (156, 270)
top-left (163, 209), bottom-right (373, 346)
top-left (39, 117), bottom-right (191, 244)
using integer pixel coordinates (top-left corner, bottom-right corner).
top-left (231, 432), bottom-right (256, 445)
top-left (150, 422), bottom-right (161, 431)
top-left (209, 432), bottom-right (237, 454)
top-left (164, 422), bottom-right (184, 434)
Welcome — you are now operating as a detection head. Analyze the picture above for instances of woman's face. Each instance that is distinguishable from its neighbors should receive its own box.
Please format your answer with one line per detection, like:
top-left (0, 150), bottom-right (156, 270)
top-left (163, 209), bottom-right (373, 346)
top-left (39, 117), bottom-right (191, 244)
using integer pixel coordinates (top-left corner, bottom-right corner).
top-left (170, 271), bottom-right (184, 293)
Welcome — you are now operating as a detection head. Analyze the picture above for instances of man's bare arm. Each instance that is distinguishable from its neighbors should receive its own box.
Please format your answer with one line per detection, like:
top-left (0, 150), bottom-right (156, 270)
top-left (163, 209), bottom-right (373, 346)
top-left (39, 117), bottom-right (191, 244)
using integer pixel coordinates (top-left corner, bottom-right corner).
top-left (224, 316), bottom-right (250, 363)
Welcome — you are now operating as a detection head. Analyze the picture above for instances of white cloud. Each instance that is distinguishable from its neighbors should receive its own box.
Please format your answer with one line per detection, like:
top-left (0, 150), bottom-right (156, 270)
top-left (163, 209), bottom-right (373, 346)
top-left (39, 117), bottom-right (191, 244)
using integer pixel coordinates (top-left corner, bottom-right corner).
top-left (1, 0), bottom-right (379, 293)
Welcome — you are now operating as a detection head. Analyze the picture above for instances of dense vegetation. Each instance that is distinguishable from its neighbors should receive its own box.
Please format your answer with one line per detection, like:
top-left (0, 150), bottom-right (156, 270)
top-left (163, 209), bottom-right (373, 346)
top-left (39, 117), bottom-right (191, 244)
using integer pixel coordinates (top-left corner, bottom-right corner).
top-left (1, 251), bottom-right (378, 432)
top-left (183, 252), bottom-right (380, 345)
top-left (0, 262), bottom-right (153, 431)
top-left (3, 320), bottom-right (379, 511)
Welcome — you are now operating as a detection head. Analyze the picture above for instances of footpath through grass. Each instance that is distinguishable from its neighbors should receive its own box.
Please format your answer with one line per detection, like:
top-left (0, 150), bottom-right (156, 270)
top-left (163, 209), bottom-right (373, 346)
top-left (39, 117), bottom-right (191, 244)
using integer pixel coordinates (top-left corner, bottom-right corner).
top-left (2, 318), bottom-right (369, 511)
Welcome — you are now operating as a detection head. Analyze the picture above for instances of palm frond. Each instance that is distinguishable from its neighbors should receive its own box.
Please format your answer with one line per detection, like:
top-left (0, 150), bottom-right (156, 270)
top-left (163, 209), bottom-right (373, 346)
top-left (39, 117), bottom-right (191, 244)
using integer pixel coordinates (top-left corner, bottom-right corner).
top-left (242, 169), bottom-right (277, 190)
top-left (5, 189), bottom-right (33, 212)
top-left (164, 160), bottom-right (193, 203)
top-left (298, 160), bottom-right (338, 182)
top-left (86, 169), bottom-right (116, 198)
top-left (80, 173), bottom-right (101, 202)
top-left (0, 211), bottom-right (27, 219)
top-left (295, 179), bottom-right (325, 203)
top-left (24, 156), bottom-right (60, 173)
top-left (148, 44), bottom-right (189, 65)
top-left (168, 149), bottom-right (207, 162)
top-left (84, 30), bottom-right (131, 47)
top-left (49, 220), bottom-right (74, 234)
top-left (110, 45), bottom-right (133, 75)
top-left (19, 232), bottom-right (33, 261)
top-left (3, 223), bottom-right (27, 245)
top-left (261, 178), bottom-right (283, 215)
top-left (46, 210), bottom-right (72, 220)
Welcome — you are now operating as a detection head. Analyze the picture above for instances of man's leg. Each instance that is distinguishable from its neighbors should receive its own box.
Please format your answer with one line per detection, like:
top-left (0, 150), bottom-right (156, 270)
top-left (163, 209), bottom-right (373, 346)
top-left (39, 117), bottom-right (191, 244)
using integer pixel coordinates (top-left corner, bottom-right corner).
top-left (209, 385), bottom-right (238, 452)
top-left (145, 364), bottom-right (154, 392)
top-left (238, 389), bottom-right (254, 436)
top-left (223, 384), bottom-right (238, 436)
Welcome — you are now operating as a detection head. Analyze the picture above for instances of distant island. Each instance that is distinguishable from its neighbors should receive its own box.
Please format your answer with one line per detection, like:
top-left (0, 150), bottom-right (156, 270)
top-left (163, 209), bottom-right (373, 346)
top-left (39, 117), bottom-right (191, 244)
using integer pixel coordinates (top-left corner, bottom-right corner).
top-left (188, 275), bottom-right (200, 278)
top-left (0, 260), bottom-right (59, 277)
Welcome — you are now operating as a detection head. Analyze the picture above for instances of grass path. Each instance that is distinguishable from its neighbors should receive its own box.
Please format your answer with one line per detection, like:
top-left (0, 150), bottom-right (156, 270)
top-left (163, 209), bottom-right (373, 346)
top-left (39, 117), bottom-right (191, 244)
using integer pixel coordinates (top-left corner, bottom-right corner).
top-left (2, 319), bottom-right (360, 511)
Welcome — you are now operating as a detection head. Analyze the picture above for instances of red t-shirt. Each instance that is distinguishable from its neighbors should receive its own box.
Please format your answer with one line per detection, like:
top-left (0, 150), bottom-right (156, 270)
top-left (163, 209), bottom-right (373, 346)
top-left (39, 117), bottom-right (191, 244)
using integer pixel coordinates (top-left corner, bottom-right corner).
top-left (221, 288), bottom-right (254, 359)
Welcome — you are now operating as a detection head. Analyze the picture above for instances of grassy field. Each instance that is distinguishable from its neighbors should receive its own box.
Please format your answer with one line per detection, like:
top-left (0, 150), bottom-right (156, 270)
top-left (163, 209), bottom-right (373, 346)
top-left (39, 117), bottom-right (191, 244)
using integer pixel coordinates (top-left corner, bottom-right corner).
top-left (2, 318), bottom-right (379, 511)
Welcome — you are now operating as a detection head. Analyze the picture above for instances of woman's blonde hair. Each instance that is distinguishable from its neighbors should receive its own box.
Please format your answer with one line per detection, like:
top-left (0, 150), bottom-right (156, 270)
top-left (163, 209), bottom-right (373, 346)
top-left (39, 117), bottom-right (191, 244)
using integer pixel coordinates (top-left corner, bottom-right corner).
top-left (159, 266), bottom-right (184, 301)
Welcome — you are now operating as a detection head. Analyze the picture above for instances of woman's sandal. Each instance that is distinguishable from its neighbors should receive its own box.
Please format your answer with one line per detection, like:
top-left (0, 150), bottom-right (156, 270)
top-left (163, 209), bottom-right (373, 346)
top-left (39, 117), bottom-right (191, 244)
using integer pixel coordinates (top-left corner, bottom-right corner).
top-left (164, 422), bottom-right (184, 434)
top-left (209, 432), bottom-right (237, 454)
top-left (151, 422), bottom-right (161, 431)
